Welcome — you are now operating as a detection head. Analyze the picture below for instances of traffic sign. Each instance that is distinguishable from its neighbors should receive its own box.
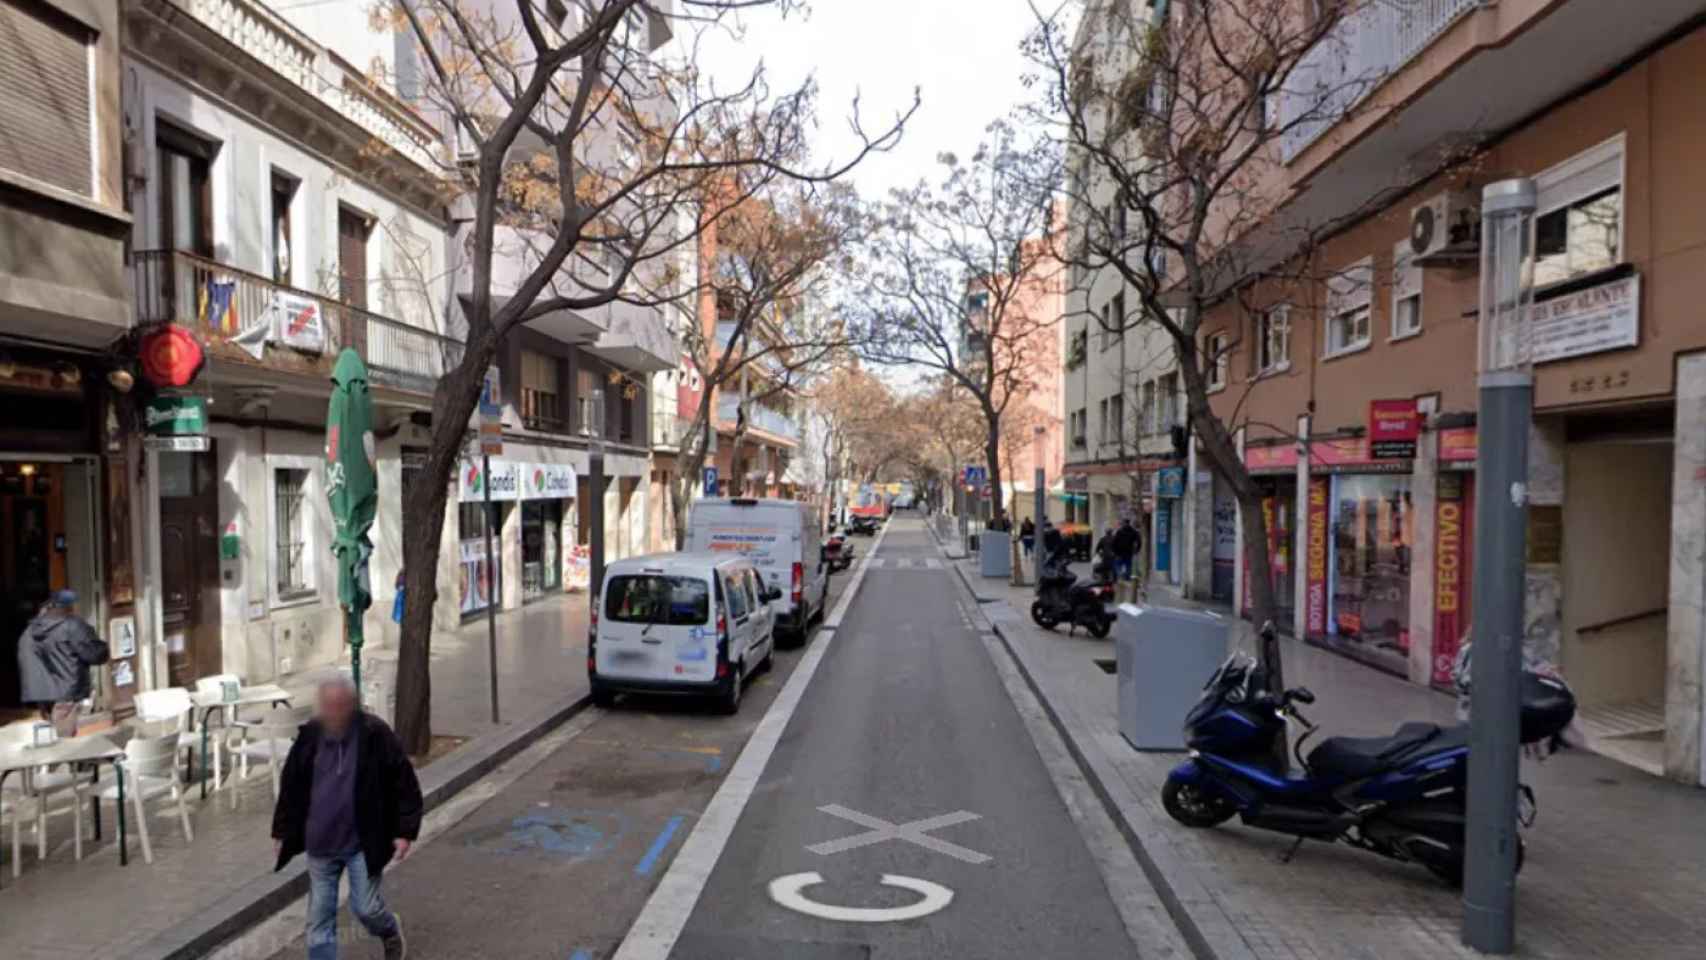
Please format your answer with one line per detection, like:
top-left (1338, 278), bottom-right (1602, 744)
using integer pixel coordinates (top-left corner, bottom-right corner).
top-left (703, 466), bottom-right (719, 495)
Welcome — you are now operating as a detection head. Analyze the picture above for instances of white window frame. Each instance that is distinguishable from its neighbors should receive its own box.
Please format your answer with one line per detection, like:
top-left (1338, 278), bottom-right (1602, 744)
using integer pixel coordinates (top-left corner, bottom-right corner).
top-left (1391, 241), bottom-right (1422, 341)
top-left (1204, 331), bottom-right (1228, 392)
top-left (268, 458), bottom-right (321, 608)
top-left (1533, 133), bottom-right (1626, 290)
top-left (1257, 304), bottom-right (1291, 374)
top-left (1324, 257), bottom-right (1374, 358)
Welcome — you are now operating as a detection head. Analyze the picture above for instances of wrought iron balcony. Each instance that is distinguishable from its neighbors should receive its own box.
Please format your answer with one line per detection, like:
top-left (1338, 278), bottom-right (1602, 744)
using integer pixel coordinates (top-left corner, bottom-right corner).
top-left (132, 249), bottom-right (462, 397)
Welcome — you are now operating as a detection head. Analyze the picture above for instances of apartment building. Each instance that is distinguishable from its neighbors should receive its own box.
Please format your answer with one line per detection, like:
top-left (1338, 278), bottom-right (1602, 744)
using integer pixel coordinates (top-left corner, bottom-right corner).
top-left (114, 0), bottom-right (459, 694)
top-left (1186, 0), bottom-right (1706, 784)
top-left (1060, 0), bottom-right (1187, 582)
top-left (0, 0), bottom-right (128, 715)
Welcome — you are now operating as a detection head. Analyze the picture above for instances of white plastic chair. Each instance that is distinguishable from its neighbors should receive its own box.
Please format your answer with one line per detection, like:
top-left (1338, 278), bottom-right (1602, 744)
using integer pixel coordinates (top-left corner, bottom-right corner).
top-left (134, 687), bottom-right (195, 779)
top-left (193, 675), bottom-right (242, 789)
top-left (229, 706), bottom-right (309, 804)
top-left (93, 731), bottom-right (193, 865)
top-left (2, 722), bottom-right (88, 877)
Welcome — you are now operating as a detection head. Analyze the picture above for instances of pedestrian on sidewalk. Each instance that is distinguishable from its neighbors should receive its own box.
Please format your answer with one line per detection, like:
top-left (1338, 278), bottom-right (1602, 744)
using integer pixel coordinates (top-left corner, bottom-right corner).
top-left (1112, 517), bottom-right (1141, 581)
top-left (273, 676), bottom-right (422, 960)
top-left (17, 589), bottom-right (109, 737)
top-left (1020, 517), bottom-right (1035, 558)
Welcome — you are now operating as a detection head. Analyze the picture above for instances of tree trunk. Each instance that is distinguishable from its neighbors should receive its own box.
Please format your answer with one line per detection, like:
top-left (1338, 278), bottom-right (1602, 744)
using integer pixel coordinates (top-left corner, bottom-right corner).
top-left (395, 340), bottom-right (493, 755)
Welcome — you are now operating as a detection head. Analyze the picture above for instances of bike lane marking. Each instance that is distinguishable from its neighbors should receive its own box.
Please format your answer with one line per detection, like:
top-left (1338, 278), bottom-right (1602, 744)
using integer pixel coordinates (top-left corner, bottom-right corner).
top-left (805, 805), bottom-right (992, 865)
top-left (610, 522), bottom-right (891, 960)
top-left (768, 872), bottom-right (955, 923)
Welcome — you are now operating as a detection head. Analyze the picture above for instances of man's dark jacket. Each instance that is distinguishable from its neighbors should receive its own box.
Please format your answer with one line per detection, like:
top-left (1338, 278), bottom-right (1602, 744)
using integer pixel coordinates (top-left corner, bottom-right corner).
top-left (18, 611), bottom-right (109, 704)
top-left (1112, 523), bottom-right (1140, 559)
top-left (272, 712), bottom-right (423, 878)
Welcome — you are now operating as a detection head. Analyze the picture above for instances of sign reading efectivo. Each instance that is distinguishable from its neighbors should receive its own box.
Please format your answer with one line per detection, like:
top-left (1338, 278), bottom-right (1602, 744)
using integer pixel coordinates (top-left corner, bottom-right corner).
top-left (1531, 272), bottom-right (1639, 364)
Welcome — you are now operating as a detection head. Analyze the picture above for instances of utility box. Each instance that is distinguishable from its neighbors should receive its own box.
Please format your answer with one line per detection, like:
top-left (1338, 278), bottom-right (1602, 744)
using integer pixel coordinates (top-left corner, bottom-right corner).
top-left (1116, 604), bottom-right (1229, 751)
top-left (979, 530), bottom-right (1011, 578)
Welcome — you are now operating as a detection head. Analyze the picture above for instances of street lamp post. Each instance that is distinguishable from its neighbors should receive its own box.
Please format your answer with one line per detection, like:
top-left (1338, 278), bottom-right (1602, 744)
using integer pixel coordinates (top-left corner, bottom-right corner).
top-left (1461, 177), bottom-right (1538, 955)
top-left (586, 389), bottom-right (608, 602)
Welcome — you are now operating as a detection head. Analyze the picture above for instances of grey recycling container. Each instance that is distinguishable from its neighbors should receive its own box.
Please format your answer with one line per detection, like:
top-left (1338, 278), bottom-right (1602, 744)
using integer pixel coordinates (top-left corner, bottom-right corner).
top-left (1116, 605), bottom-right (1230, 751)
top-left (979, 530), bottom-right (1011, 578)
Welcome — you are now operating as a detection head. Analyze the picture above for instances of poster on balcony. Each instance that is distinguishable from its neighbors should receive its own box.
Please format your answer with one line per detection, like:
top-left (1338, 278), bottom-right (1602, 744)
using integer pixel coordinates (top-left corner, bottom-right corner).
top-left (271, 290), bottom-right (326, 353)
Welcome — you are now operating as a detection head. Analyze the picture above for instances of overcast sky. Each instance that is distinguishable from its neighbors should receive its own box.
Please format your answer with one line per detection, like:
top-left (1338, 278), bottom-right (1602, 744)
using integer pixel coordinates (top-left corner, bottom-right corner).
top-left (678, 1), bottom-right (1071, 203)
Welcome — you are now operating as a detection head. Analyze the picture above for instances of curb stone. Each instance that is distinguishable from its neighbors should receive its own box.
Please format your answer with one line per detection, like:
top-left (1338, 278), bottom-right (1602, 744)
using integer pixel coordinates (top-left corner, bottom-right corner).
top-left (133, 693), bottom-right (593, 960)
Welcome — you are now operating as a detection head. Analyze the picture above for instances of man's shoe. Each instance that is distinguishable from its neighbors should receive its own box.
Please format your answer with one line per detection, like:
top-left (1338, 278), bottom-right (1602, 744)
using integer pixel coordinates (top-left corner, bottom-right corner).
top-left (383, 915), bottom-right (407, 960)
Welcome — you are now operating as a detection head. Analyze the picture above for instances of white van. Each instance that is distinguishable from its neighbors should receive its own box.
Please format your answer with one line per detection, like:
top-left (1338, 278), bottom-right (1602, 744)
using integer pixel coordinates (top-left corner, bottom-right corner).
top-left (589, 552), bottom-right (777, 713)
top-left (686, 498), bottom-right (830, 644)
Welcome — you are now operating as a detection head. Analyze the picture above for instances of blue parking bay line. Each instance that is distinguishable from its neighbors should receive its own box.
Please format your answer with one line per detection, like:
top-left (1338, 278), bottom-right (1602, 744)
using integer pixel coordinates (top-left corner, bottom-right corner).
top-left (569, 950), bottom-right (593, 960)
top-left (635, 815), bottom-right (686, 876)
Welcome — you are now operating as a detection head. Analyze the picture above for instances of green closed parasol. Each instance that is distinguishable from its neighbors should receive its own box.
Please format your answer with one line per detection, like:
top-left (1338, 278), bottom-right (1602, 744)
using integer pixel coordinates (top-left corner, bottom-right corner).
top-left (326, 348), bottom-right (377, 699)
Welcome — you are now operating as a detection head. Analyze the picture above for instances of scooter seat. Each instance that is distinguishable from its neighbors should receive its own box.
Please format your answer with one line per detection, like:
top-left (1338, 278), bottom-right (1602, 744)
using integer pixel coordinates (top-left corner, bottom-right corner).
top-left (1308, 722), bottom-right (1467, 780)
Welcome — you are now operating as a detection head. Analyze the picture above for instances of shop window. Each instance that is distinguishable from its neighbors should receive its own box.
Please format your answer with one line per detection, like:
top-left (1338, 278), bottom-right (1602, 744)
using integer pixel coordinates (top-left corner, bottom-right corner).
top-left (1535, 134), bottom-right (1624, 289)
top-left (1325, 258), bottom-right (1373, 356)
top-left (1257, 305), bottom-right (1290, 372)
top-left (274, 468), bottom-right (312, 600)
top-left (1328, 474), bottom-right (1414, 672)
top-left (1203, 330), bottom-right (1227, 390)
top-left (1391, 243), bottom-right (1421, 339)
top-left (521, 349), bottom-right (563, 431)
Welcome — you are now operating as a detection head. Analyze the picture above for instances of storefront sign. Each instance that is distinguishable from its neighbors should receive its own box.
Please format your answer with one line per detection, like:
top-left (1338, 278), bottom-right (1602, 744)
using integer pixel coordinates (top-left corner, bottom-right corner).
top-left (1368, 399), bottom-right (1420, 459)
top-left (1531, 272), bottom-right (1640, 364)
top-left (1154, 500), bottom-right (1171, 573)
top-left (1156, 467), bottom-right (1186, 498)
top-left (144, 396), bottom-right (207, 436)
top-left (144, 435), bottom-right (210, 452)
top-left (139, 325), bottom-right (205, 388)
top-left (459, 459), bottom-right (520, 502)
top-left (1247, 437), bottom-right (1410, 475)
top-left (271, 291), bottom-right (325, 352)
top-left (478, 366), bottom-right (503, 456)
top-left (1063, 473), bottom-right (1089, 493)
top-left (526, 463), bottom-right (577, 499)
top-left (1439, 427), bottom-right (1477, 467)
top-left (1305, 478), bottom-right (1329, 635)
top-left (1433, 475), bottom-right (1471, 686)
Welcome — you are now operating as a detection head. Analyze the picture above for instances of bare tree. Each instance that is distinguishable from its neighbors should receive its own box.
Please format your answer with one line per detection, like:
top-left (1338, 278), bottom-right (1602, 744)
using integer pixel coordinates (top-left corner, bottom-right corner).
top-left (388, 0), bottom-right (910, 751)
top-left (858, 121), bottom-right (1065, 527)
top-left (1030, 0), bottom-right (1470, 686)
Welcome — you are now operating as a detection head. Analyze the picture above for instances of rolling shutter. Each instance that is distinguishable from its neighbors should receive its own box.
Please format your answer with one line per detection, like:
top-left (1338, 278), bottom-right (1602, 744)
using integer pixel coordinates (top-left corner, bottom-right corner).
top-left (0, 0), bottom-right (92, 196)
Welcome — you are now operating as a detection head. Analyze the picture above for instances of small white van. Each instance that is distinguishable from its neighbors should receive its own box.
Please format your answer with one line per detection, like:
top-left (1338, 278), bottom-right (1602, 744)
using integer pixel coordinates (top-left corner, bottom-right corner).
top-left (686, 498), bottom-right (830, 644)
top-left (589, 552), bottom-right (777, 713)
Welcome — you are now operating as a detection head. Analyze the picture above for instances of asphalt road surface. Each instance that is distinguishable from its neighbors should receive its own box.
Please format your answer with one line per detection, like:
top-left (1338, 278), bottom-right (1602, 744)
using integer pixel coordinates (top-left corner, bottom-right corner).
top-left (658, 519), bottom-right (1137, 959)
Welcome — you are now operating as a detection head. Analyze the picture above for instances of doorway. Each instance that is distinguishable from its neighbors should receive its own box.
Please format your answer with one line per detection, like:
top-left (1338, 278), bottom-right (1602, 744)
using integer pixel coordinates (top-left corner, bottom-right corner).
top-left (0, 458), bottom-right (101, 710)
top-left (158, 448), bottom-right (222, 687)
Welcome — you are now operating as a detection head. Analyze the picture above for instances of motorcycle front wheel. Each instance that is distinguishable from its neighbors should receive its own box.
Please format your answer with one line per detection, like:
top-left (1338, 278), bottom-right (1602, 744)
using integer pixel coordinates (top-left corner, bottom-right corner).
top-left (1162, 779), bottom-right (1236, 828)
top-left (1030, 601), bottom-right (1059, 630)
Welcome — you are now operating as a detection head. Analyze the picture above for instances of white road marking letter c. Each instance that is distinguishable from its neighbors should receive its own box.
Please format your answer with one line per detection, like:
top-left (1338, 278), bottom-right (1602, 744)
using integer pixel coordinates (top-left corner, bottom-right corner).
top-left (768, 872), bottom-right (954, 923)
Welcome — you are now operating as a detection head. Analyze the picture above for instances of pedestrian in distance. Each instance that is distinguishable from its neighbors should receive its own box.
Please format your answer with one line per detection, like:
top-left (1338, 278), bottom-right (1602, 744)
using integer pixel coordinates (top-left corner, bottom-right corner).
top-left (273, 676), bottom-right (422, 960)
top-left (1112, 517), bottom-right (1141, 581)
top-left (17, 589), bottom-right (109, 737)
top-left (1020, 517), bottom-right (1036, 558)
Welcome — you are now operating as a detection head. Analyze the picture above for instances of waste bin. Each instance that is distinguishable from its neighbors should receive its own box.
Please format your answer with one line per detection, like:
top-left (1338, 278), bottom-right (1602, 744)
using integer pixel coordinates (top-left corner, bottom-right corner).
top-left (1115, 605), bottom-right (1229, 750)
top-left (979, 530), bottom-right (1011, 578)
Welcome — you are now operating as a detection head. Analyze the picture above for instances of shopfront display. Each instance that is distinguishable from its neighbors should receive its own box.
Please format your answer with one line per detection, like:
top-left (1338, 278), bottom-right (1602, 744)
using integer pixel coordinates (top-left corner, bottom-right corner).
top-left (1326, 473), bottom-right (1415, 674)
top-left (522, 499), bottom-right (562, 601)
top-left (457, 501), bottom-right (506, 616)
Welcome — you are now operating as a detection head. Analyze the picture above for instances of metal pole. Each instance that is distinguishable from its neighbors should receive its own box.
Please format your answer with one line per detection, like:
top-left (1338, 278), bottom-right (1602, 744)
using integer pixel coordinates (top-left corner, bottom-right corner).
top-left (590, 448), bottom-right (606, 601)
top-left (1462, 178), bottom-right (1537, 955)
top-left (1034, 467), bottom-right (1045, 585)
top-left (483, 454), bottom-right (499, 724)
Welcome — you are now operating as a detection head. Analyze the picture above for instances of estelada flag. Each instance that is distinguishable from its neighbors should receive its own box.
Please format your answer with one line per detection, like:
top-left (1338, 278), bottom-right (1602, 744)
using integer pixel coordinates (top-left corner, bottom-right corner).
top-left (198, 277), bottom-right (238, 334)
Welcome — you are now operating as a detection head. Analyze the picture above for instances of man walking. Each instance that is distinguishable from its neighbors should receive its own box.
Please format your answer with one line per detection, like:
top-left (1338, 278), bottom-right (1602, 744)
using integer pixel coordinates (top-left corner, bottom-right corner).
top-left (1111, 517), bottom-right (1142, 581)
top-left (273, 677), bottom-right (421, 960)
top-left (17, 590), bottom-right (109, 736)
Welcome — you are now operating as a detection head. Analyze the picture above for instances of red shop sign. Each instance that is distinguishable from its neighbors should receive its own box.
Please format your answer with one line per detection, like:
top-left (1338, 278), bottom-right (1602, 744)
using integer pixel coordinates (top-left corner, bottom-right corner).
top-left (139, 325), bottom-right (205, 389)
top-left (1305, 477), bottom-right (1329, 635)
top-left (1369, 399), bottom-right (1420, 460)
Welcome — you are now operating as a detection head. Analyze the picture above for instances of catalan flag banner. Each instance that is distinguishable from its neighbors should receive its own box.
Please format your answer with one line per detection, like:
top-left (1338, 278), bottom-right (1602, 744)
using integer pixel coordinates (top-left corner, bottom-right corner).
top-left (198, 277), bottom-right (239, 334)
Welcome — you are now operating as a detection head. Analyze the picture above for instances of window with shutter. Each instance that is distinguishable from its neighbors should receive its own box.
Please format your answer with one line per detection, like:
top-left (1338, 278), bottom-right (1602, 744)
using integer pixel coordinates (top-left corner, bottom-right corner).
top-left (338, 207), bottom-right (370, 309)
top-left (0, 0), bottom-right (92, 197)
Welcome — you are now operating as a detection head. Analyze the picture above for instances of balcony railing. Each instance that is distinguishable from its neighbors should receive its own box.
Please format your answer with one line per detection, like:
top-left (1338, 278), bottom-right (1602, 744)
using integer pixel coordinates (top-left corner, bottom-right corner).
top-left (651, 409), bottom-right (696, 450)
top-left (716, 394), bottom-right (800, 444)
top-left (132, 249), bottom-right (462, 396)
top-left (1278, 0), bottom-right (1482, 162)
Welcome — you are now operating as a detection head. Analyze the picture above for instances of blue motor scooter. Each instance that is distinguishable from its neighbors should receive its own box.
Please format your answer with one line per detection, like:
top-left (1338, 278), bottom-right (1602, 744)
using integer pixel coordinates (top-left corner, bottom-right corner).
top-left (1163, 641), bottom-right (1572, 885)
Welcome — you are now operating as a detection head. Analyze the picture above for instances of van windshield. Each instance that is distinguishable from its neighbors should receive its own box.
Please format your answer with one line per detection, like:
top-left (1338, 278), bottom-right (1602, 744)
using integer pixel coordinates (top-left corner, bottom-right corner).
top-left (604, 575), bottom-right (710, 625)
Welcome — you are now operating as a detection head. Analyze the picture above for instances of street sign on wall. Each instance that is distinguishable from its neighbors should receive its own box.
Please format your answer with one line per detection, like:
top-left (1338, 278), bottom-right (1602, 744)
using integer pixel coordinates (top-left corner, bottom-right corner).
top-left (478, 366), bottom-right (503, 456)
top-left (703, 466), bottom-right (719, 495)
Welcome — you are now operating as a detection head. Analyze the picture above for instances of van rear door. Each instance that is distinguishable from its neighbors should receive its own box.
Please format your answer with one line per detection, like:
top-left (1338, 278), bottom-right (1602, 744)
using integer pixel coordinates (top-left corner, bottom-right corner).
top-left (689, 501), bottom-right (799, 613)
top-left (597, 571), bottom-right (717, 684)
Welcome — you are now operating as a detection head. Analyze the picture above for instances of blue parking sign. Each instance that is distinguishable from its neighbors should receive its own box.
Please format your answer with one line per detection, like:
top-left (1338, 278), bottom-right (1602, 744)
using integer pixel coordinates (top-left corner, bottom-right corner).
top-left (703, 466), bottom-right (719, 495)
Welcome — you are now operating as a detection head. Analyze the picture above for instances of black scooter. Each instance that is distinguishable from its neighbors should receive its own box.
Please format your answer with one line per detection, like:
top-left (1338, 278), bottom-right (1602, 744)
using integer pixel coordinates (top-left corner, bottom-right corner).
top-left (1031, 551), bottom-right (1116, 638)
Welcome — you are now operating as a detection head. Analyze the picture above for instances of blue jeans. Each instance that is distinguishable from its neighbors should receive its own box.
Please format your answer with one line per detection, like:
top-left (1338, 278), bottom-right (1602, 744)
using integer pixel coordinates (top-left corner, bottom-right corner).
top-left (1114, 557), bottom-right (1132, 580)
top-left (306, 851), bottom-right (398, 960)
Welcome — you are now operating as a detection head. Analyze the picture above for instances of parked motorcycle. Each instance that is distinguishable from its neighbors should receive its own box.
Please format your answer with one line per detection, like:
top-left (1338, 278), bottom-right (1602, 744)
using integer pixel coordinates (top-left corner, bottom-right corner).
top-left (1162, 642), bottom-right (1575, 886)
top-left (1030, 552), bottom-right (1116, 638)
top-left (849, 515), bottom-right (880, 536)
top-left (822, 528), bottom-right (855, 572)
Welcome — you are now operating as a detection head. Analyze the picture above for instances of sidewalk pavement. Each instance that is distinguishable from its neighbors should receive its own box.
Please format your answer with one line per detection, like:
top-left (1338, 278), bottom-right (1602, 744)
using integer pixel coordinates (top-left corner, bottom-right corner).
top-left (952, 557), bottom-right (1706, 960)
top-left (0, 593), bottom-right (590, 960)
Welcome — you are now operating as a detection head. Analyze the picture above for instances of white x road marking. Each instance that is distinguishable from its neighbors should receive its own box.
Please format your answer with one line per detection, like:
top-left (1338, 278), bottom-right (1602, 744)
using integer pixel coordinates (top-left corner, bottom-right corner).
top-left (806, 804), bottom-right (993, 865)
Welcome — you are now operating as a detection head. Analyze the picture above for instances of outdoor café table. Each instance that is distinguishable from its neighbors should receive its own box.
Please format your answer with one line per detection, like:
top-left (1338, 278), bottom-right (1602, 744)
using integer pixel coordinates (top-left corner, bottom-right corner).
top-left (0, 732), bottom-right (129, 886)
top-left (189, 685), bottom-right (293, 799)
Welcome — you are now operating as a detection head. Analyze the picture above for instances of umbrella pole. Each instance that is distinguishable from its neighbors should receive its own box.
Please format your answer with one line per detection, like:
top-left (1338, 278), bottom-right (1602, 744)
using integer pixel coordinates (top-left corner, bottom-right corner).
top-left (349, 609), bottom-right (364, 707)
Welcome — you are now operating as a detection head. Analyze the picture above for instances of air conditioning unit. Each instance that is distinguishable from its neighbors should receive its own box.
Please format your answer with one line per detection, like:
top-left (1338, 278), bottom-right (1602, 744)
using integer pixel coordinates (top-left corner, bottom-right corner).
top-left (1409, 190), bottom-right (1480, 262)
